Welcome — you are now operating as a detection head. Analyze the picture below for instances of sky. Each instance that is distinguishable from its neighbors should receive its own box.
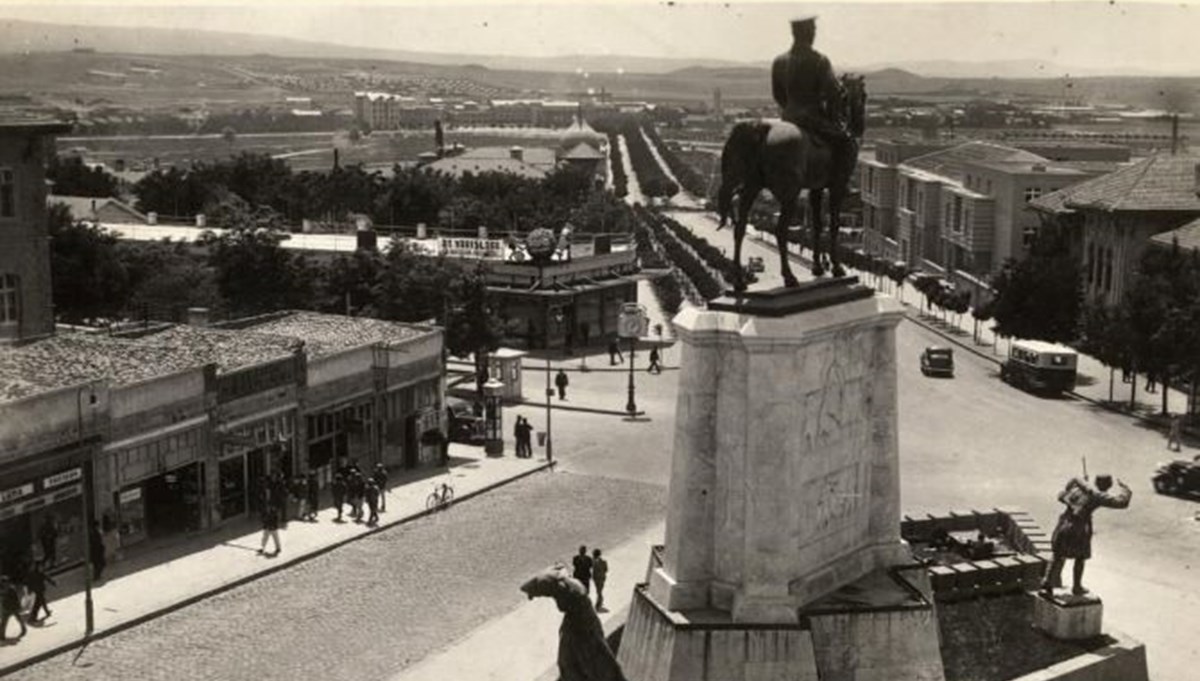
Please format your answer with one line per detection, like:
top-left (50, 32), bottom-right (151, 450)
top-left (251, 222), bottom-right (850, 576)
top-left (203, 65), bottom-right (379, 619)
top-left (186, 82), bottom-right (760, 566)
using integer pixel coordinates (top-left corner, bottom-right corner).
top-left (0, 1), bottom-right (1198, 74)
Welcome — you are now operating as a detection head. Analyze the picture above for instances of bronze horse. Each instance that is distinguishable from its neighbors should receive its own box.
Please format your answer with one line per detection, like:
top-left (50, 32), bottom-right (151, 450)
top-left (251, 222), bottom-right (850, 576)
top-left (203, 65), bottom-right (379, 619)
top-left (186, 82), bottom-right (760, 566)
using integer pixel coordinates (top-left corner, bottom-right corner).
top-left (716, 74), bottom-right (867, 289)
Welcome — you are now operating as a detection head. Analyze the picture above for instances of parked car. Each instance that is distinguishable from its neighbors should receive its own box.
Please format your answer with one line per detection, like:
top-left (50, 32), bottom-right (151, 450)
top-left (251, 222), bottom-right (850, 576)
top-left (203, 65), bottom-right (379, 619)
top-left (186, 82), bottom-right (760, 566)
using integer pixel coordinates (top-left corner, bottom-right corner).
top-left (1152, 455), bottom-right (1200, 497)
top-left (920, 346), bottom-right (955, 377)
top-left (999, 340), bottom-right (1077, 395)
top-left (446, 396), bottom-right (484, 444)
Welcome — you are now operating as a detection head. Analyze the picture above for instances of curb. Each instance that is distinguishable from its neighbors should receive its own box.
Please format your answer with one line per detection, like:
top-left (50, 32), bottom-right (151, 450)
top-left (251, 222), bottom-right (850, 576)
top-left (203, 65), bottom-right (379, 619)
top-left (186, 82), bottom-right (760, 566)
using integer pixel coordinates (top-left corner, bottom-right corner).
top-left (902, 309), bottom-right (1176, 437)
top-left (510, 400), bottom-right (650, 418)
top-left (0, 461), bottom-right (555, 677)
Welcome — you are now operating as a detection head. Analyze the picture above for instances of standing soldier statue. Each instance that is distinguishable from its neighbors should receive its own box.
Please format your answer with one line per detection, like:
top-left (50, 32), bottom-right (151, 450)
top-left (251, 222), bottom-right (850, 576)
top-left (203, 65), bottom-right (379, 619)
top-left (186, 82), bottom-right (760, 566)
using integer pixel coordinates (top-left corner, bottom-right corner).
top-left (771, 15), bottom-right (852, 162)
top-left (1041, 473), bottom-right (1131, 597)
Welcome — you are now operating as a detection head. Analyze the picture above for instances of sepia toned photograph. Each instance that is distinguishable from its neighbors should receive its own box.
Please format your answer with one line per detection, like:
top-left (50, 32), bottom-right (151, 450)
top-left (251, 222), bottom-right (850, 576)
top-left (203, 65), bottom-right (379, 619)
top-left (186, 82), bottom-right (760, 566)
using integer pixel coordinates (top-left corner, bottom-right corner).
top-left (0, 1), bottom-right (1197, 679)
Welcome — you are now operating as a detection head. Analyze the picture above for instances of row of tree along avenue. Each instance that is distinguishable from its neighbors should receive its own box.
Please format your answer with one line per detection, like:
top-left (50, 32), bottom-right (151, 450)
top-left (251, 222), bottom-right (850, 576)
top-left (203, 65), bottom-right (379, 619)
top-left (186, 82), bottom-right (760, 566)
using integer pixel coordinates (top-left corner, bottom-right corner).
top-left (985, 229), bottom-right (1198, 414)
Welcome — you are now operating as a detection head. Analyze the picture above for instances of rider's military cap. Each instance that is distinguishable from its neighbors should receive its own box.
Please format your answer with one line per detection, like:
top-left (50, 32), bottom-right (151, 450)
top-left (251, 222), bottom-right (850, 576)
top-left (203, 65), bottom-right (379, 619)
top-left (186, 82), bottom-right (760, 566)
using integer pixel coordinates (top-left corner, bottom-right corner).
top-left (790, 14), bottom-right (818, 27)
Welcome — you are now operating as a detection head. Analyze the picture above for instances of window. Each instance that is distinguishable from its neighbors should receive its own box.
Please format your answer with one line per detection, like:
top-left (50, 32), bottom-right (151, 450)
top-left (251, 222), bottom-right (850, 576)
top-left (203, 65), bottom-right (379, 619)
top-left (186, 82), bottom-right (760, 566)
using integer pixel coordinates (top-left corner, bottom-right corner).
top-left (0, 274), bottom-right (17, 324)
top-left (1087, 242), bottom-right (1096, 285)
top-left (866, 166), bottom-right (876, 194)
top-left (0, 169), bottom-right (13, 218)
top-left (951, 196), bottom-right (964, 233)
top-left (1104, 247), bottom-right (1114, 293)
top-left (1023, 186), bottom-right (1044, 203)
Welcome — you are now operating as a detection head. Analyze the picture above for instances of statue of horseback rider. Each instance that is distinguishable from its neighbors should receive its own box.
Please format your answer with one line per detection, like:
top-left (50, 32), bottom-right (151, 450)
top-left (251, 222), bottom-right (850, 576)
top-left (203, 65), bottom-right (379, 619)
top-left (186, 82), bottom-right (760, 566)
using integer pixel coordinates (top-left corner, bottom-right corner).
top-left (771, 15), bottom-right (851, 169)
top-left (717, 14), bottom-right (866, 288)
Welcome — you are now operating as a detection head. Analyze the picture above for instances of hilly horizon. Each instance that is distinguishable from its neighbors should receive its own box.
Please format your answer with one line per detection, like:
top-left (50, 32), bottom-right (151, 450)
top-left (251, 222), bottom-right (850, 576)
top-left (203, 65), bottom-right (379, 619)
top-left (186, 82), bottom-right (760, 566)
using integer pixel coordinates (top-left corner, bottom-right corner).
top-left (1, 18), bottom-right (1193, 80)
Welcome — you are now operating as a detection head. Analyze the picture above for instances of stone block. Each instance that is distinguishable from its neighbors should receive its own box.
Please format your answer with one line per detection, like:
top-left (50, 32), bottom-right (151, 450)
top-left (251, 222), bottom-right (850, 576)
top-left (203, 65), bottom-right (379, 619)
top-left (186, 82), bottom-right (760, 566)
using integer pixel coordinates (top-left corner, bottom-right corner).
top-left (1032, 592), bottom-right (1103, 640)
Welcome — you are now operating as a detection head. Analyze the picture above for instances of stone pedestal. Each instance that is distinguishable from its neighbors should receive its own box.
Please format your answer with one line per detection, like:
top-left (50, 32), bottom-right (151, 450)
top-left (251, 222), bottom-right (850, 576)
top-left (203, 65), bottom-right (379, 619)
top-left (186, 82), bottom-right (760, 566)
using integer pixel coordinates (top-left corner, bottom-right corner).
top-left (619, 279), bottom-right (940, 681)
top-left (1033, 591), bottom-right (1104, 640)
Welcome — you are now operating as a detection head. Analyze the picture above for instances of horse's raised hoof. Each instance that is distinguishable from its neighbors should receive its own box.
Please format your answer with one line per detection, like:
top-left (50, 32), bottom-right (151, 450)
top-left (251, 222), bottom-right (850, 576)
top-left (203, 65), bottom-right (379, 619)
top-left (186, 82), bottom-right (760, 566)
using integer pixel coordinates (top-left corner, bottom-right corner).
top-left (811, 261), bottom-right (826, 277)
top-left (831, 263), bottom-right (846, 278)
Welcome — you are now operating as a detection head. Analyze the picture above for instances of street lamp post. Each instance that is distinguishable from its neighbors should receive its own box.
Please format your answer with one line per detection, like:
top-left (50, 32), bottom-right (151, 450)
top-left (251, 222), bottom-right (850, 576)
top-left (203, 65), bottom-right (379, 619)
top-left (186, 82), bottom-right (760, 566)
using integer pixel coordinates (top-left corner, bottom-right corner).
top-left (619, 302), bottom-right (648, 416)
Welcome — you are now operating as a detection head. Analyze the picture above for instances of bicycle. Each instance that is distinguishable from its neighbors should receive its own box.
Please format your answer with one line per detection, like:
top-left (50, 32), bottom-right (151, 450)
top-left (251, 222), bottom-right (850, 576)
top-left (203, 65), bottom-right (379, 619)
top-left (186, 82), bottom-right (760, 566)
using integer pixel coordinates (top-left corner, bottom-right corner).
top-left (426, 480), bottom-right (455, 511)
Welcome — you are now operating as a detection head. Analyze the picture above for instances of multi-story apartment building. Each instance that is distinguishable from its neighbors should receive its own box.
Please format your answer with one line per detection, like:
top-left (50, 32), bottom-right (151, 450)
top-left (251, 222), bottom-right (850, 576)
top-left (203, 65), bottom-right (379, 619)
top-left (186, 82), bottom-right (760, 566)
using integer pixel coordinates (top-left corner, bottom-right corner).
top-left (863, 140), bottom-right (1113, 277)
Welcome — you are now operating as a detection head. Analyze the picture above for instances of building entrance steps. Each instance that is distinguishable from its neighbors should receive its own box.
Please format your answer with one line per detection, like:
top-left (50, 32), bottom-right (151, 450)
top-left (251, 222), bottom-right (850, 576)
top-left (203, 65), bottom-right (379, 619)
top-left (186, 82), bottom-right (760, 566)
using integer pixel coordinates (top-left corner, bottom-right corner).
top-left (389, 521), bottom-right (664, 681)
top-left (0, 447), bottom-right (550, 676)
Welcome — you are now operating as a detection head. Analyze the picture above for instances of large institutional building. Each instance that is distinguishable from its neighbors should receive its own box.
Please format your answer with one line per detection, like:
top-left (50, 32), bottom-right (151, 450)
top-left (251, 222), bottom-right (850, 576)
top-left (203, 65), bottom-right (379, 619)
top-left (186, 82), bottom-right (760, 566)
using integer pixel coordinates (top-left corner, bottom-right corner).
top-left (353, 93), bottom-right (618, 130)
top-left (0, 119), bottom-right (448, 576)
top-left (859, 139), bottom-right (1128, 276)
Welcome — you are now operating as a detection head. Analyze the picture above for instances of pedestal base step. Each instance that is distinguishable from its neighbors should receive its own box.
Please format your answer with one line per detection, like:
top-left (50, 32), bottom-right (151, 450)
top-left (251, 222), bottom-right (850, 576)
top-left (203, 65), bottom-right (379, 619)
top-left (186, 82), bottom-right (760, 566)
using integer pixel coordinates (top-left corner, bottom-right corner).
top-left (1032, 591), bottom-right (1103, 640)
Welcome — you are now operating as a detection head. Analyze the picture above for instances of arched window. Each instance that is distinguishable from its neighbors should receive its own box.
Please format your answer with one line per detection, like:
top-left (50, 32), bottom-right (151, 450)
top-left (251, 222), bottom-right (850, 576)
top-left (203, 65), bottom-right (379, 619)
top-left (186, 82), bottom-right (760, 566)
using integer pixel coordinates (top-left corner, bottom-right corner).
top-left (0, 273), bottom-right (18, 324)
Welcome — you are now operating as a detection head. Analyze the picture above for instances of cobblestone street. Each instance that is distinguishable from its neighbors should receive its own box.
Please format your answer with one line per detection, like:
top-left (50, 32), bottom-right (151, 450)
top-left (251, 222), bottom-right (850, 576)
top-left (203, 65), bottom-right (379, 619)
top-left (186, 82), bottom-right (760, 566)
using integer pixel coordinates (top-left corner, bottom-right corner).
top-left (8, 472), bottom-right (665, 681)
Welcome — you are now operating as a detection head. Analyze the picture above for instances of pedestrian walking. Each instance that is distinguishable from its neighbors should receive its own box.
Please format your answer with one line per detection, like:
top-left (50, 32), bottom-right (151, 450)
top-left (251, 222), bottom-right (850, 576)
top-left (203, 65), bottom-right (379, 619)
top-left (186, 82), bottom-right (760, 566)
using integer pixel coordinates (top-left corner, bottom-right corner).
top-left (1168, 415), bottom-right (1184, 452)
top-left (258, 505), bottom-right (282, 556)
top-left (608, 339), bottom-right (624, 365)
top-left (513, 417), bottom-right (525, 457)
top-left (555, 369), bottom-right (570, 401)
top-left (1145, 372), bottom-right (1157, 394)
top-left (647, 347), bottom-right (662, 374)
top-left (521, 417), bottom-right (534, 457)
top-left (592, 548), bottom-right (609, 611)
top-left (572, 545), bottom-right (593, 595)
top-left (305, 472), bottom-right (320, 521)
top-left (38, 516), bottom-right (58, 568)
top-left (364, 480), bottom-right (381, 526)
top-left (372, 463), bottom-right (389, 513)
top-left (24, 561), bottom-right (55, 624)
top-left (331, 473), bottom-right (347, 522)
top-left (1121, 366), bottom-right (1131, 384)
top-left (292, 476), bottom-right (308, 521)
top-left (0, 575), bottom-right (25, 642)
top-left (89, 521), bottom-right (106, 582)
top-left (350, 470), bottom-right (366, 522)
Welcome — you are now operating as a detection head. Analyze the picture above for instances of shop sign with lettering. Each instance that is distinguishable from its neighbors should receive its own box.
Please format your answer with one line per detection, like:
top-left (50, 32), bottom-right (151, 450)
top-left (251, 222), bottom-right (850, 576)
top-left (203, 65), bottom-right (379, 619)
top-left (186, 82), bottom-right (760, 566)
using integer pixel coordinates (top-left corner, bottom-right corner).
top-left (439, 237), bottom-right (505, 259)
top-left (0, 483), bottom-right (34, 505)
top-left (120, 487), bottom-right (143, 504)
top-left (43, 467), bottom-right (83, 489)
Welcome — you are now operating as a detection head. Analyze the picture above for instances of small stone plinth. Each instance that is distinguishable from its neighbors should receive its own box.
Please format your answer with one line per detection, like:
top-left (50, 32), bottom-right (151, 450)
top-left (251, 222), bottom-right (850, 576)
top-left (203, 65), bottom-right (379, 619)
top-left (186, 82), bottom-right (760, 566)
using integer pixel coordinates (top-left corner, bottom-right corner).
top-left (1033, 591), bottom-right (1103, 640)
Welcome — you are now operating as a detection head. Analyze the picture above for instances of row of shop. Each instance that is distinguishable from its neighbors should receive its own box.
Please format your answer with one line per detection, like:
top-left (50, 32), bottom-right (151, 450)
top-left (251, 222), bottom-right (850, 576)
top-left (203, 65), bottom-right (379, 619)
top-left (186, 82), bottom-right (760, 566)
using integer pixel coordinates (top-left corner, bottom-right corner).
top-left (1, 376), bottom-right (443, 574)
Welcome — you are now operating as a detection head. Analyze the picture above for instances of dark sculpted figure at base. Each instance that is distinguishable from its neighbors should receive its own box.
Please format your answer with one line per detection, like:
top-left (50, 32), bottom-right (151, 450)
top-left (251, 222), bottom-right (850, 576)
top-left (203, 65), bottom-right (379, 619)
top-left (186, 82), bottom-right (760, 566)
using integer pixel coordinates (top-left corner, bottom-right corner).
top-left (521, 565), bottom-right (628, 681)
top-left (1041, 474), bottom-right (1131, 597)
top-left (717, 15), bottom-right (866, 289)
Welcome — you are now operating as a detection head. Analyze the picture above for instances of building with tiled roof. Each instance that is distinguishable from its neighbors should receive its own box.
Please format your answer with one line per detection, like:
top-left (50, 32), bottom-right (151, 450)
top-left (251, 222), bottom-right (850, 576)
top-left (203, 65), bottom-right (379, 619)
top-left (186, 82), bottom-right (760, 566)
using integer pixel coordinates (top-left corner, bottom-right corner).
top-left (1, 308), bottom-right (446, 570)
top-left (1149, 216), bottom-right (1200, 254)
top-left (865, 141), bottom-right (1101, 277)
top-left (49, 194), bottom-right (147, 224)
top-left (1030, 153), bottom-right (1200, 306)
top-left (426, 146), bottom-right (556, 180)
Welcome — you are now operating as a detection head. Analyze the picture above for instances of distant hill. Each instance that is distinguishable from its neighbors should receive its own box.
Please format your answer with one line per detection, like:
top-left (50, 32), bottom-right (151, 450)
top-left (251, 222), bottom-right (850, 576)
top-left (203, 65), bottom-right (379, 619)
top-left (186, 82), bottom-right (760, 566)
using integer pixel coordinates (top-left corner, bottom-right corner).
top-left (0, 18), bottom-right (749, 75)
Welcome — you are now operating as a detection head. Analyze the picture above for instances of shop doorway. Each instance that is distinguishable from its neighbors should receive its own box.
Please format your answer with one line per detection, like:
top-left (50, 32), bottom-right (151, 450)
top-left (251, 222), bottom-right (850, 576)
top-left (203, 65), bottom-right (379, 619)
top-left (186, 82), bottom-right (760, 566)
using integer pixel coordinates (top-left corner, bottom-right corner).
top-left (143, 462), bottom-right (204, 538)
top-left (404, 414), bottom-right (419, 469)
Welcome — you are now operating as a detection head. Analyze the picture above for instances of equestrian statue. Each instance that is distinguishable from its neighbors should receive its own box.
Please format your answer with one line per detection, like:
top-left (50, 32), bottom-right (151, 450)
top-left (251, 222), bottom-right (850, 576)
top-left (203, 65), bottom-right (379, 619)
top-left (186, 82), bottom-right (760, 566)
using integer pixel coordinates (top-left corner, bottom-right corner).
top-left (717, 15), bottom-right (867, 289)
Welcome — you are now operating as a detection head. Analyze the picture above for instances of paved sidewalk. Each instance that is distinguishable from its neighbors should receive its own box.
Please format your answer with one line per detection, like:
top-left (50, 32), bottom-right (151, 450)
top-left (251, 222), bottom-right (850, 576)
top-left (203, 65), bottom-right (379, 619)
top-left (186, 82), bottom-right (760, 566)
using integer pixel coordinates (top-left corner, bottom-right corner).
top-left (0, 448), bottom-right (550, 675)
top-left (390, 521), bottom-right (664, 681)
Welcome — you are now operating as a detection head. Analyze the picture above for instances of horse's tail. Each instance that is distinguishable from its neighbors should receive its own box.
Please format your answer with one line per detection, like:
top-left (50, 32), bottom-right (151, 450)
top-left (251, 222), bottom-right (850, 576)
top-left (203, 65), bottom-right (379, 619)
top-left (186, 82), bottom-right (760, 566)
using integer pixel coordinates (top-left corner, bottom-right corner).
top-left (717, 121), bottom-right (770, 229)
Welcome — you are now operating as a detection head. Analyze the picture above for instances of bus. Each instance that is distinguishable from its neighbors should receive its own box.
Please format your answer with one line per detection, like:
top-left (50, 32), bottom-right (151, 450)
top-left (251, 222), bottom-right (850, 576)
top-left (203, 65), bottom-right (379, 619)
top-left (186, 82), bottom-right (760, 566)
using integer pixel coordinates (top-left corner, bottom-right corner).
top-left (999, 340), bottom-right (1078, 395)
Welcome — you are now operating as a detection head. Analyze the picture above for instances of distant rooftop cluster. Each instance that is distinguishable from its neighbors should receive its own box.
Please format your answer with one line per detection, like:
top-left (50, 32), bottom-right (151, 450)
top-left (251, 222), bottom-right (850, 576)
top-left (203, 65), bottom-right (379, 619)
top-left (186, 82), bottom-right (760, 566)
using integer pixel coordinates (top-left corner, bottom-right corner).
top-left (0, 311), bottom-right (426, 403)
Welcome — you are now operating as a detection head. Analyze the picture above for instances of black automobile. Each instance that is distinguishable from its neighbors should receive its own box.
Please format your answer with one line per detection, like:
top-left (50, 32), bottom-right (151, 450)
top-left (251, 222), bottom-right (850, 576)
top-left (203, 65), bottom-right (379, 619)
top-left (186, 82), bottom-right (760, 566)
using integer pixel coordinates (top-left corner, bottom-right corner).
top-left (446, 396), bottom-right (484, 444)
top-left (920, 346), bottom-right (955, 378)
top-left (1152, 455), bottom-right (1200, 497)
